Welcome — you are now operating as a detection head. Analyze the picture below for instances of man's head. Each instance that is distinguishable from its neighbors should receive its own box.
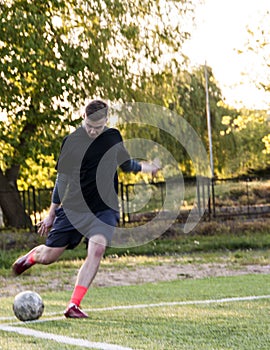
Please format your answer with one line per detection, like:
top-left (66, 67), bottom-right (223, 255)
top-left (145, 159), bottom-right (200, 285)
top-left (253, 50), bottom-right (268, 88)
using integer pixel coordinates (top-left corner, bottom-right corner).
top-left (83, 100), bottom-right (108, 138)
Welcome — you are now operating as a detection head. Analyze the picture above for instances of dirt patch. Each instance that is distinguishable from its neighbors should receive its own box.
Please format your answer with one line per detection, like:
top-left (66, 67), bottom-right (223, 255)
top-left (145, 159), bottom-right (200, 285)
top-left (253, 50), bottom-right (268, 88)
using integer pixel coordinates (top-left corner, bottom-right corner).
top-left (1, 262), bottom-right (269, 297)
top-left (93, 263), bottom-right (270, 287)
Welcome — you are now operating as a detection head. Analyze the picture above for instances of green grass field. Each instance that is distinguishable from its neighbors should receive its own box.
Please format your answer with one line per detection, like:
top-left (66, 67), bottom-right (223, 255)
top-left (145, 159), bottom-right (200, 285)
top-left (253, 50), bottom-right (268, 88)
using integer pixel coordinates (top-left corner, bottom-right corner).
top-left (1, 222), bottom-right (270, 349)
top-left (0, 274), bottom-right (269, 350)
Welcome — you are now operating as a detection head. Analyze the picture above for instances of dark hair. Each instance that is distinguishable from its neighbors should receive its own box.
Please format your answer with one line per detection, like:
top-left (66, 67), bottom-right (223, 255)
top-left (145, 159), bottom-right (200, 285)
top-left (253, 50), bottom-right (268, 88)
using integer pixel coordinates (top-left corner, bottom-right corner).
top-left (85, 100), bottom-right (108, 121)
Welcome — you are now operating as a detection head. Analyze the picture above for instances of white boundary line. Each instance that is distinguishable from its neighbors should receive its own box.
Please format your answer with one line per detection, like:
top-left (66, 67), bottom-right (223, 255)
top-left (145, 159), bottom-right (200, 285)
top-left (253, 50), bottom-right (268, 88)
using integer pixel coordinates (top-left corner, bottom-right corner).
top-left (0, 295), bottom-right (269, 349)
top-left (0, 325), bottom-right (133, 350)
top-left (85, 294), bottom-right (270, 311)
top-left (1, 294), bottom-right (270, 323)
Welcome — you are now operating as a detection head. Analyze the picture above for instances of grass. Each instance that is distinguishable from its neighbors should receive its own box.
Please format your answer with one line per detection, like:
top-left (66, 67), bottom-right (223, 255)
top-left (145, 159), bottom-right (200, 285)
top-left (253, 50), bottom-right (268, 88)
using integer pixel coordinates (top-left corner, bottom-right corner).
top-left (0, 275), bottom-right (269, 349)
top-left (1, 219), bottom-right (270, 269)
top-left (0, 218), bottom-right (269, 348)
top-left (0, 220), bottom-right (269, 290)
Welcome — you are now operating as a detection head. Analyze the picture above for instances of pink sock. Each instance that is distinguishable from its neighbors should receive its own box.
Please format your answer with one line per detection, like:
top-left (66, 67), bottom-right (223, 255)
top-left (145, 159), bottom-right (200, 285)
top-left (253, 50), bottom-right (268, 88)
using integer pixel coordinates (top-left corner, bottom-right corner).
top-left (26, 251), bottom-right (36, 265)
top-left (70, 285), bottom-right (88, 307)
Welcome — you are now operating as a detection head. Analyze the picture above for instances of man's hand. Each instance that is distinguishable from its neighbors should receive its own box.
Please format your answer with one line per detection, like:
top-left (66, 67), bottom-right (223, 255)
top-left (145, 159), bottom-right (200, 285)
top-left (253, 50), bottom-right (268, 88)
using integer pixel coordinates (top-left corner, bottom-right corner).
top-left (140, 158), bottom-right (162, 177)
top-left (37, 202), bottom-right (59, 236)
top-left (37, 215), bottom-right (54, 237)
top-left (152, 158), bottom-right (161, 177)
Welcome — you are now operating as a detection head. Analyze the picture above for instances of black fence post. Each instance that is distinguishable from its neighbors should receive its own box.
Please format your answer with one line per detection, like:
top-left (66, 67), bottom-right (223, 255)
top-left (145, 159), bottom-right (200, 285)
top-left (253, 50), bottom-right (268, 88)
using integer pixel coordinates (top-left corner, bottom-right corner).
top-left (211, 177), bottom-right (216, 218)
top-left (119, 182), bottom-right (125, 225)
top-left (38, 189), bottom-right (42, 223)
top-left (126, 184), bottom-right (131, 223)
top-left (31, 186), bottom-right (37, 230)
top-left (196, 177), bottom-right (202, 217)
top-left (246, 178), bottom-right (250, 215)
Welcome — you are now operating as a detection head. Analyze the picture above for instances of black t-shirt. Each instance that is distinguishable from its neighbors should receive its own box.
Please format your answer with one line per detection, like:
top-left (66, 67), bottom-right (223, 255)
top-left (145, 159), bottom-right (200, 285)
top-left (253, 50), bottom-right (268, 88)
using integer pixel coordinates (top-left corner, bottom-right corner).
top-left (55, 126), bottom-right (141, 213)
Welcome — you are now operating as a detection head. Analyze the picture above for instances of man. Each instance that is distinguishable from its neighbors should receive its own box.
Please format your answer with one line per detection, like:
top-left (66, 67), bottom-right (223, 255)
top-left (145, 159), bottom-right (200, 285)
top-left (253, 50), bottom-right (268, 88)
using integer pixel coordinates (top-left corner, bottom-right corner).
top-left (12, 100), bottom-right (160, 318)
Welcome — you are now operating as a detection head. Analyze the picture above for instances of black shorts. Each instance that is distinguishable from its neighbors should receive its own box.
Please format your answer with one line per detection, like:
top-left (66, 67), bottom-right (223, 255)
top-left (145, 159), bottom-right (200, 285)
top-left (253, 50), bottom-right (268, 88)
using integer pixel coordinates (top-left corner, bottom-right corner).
top-left (45, 207), bottom-right (119, 249)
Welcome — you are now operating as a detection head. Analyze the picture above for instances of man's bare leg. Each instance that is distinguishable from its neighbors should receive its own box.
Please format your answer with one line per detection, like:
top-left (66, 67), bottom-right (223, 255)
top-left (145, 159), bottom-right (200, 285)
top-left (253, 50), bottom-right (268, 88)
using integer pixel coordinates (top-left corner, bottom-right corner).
top-left (75, 234), bottom-right (107, 287)
top-left (64, 234), bottom-right (107, 318)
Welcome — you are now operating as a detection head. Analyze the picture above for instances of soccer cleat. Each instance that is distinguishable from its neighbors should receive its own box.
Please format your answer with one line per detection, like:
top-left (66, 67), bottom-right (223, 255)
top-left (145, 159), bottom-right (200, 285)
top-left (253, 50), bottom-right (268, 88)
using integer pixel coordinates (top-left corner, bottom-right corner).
top-left (12, 252), bottom-right (34, 276)
top-left (64, 304), bottom-right (89, 319)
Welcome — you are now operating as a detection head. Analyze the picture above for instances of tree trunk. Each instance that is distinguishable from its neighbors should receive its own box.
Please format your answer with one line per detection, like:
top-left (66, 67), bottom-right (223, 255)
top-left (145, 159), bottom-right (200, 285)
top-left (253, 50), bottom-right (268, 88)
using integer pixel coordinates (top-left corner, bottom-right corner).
top-left (0, 167), bottom-right (32, 229)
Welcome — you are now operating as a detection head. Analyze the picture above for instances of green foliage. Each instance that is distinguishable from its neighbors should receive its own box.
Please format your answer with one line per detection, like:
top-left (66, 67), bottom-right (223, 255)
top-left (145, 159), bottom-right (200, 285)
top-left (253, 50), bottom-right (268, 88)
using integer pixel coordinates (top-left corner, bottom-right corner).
top-left (220, 108), bottom-right (270, 175)
top-left (0, 0), bottom-right (77, 171)
top-left (0, 0), bottom-right (195, 188)
top-left (262, 133), bottom-right (270, 154)
top-left (175, 66), bottom-right (232, 175)
top-left (17, 154), bottom-right (56, 190)
top-left (147, 65), bottom-right (270, 177)
top-left (1, 0), bottom-right (268, 188)
top-left (239, 9), bottom-right (270, 94)
top-left (129, 65), bottom-right (238, 176)
top-left (238, 10), bottom-right (270, 161)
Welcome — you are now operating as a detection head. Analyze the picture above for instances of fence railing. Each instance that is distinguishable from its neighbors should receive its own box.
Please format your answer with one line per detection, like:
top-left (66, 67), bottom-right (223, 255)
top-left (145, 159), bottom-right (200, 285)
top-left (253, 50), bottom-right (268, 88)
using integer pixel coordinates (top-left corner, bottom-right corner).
top-left (1, 176), bottom-right (270, 229)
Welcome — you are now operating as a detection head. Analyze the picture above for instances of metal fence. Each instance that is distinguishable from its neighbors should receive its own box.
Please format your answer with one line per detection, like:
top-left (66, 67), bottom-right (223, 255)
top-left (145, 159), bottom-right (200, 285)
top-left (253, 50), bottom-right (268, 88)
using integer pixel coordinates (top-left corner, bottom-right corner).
top-left (19, 187), bottom-right (53, 227)
top-left (120, 176), bottom-right (270, 224)
top-left (120, 177), bottom-right (212, 224)
top-left (1, 176), bottom-right (270, 229)
top-left (211, 177), bottom-right (270, 218)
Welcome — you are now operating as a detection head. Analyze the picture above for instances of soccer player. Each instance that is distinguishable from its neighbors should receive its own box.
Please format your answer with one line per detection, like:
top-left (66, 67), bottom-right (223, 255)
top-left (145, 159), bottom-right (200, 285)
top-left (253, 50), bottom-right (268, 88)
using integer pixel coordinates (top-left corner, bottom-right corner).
top-left (12, 100), bottom-right (160, 318)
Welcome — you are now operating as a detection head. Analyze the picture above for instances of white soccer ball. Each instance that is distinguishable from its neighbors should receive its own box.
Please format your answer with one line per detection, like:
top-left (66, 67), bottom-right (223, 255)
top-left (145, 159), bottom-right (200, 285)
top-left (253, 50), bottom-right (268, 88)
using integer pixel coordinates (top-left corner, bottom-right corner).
top-left (13, 291), bottom-right (44, 321)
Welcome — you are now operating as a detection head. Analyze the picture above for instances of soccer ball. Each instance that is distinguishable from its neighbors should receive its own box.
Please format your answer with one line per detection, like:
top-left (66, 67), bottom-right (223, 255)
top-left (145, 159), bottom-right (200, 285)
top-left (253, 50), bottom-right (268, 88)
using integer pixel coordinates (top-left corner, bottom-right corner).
top-left (13, 291), bottom-right (44, 321)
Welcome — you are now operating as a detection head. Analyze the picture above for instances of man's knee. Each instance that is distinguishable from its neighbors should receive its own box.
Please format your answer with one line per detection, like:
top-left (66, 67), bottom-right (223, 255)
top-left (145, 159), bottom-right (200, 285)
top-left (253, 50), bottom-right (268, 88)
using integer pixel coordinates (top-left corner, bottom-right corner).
top-left (88, 235), bottom-right (107, 258)
top-left (94, 243), bottom-right (106, 258)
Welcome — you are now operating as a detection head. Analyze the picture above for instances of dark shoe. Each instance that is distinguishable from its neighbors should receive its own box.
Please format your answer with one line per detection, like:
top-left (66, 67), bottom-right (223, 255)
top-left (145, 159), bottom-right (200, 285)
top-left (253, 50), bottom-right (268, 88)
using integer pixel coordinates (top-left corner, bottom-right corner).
top-left (64, 304), bottom-right (88, 319)
top-left (12, 252), bottom-right (34, 276)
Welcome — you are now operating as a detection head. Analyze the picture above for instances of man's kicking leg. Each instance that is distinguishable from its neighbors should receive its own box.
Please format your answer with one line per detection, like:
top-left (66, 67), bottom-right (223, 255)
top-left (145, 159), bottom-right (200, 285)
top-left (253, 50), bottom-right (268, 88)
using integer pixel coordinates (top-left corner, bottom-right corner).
top-left (12, 245), bottom-right (67, 276)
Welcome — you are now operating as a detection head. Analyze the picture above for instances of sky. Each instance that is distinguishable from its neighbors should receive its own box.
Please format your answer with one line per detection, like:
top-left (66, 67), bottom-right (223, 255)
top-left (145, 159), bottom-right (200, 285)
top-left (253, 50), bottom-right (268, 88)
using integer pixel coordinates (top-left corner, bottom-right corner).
top-left (183, 0), bottom-right (270, 110)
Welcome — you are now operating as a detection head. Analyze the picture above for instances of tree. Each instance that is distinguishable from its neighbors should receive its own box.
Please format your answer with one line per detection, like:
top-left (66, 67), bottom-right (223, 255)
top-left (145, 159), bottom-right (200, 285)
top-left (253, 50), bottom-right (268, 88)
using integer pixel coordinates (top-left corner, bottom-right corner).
top-left (0, 0), bottom-right (195, 227)
top-left (238, 9), bottom-right (270, 100)
top-left (114, 65), bottom-right (237, 177)
top-left (168, 66), bottom-right (270, 178)
top-left (220, 108), bottom-right (270, 176)
top-left (238, 10), bottom-right (270, 158)
top-left (176, 67), bottom-right (270, 177)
